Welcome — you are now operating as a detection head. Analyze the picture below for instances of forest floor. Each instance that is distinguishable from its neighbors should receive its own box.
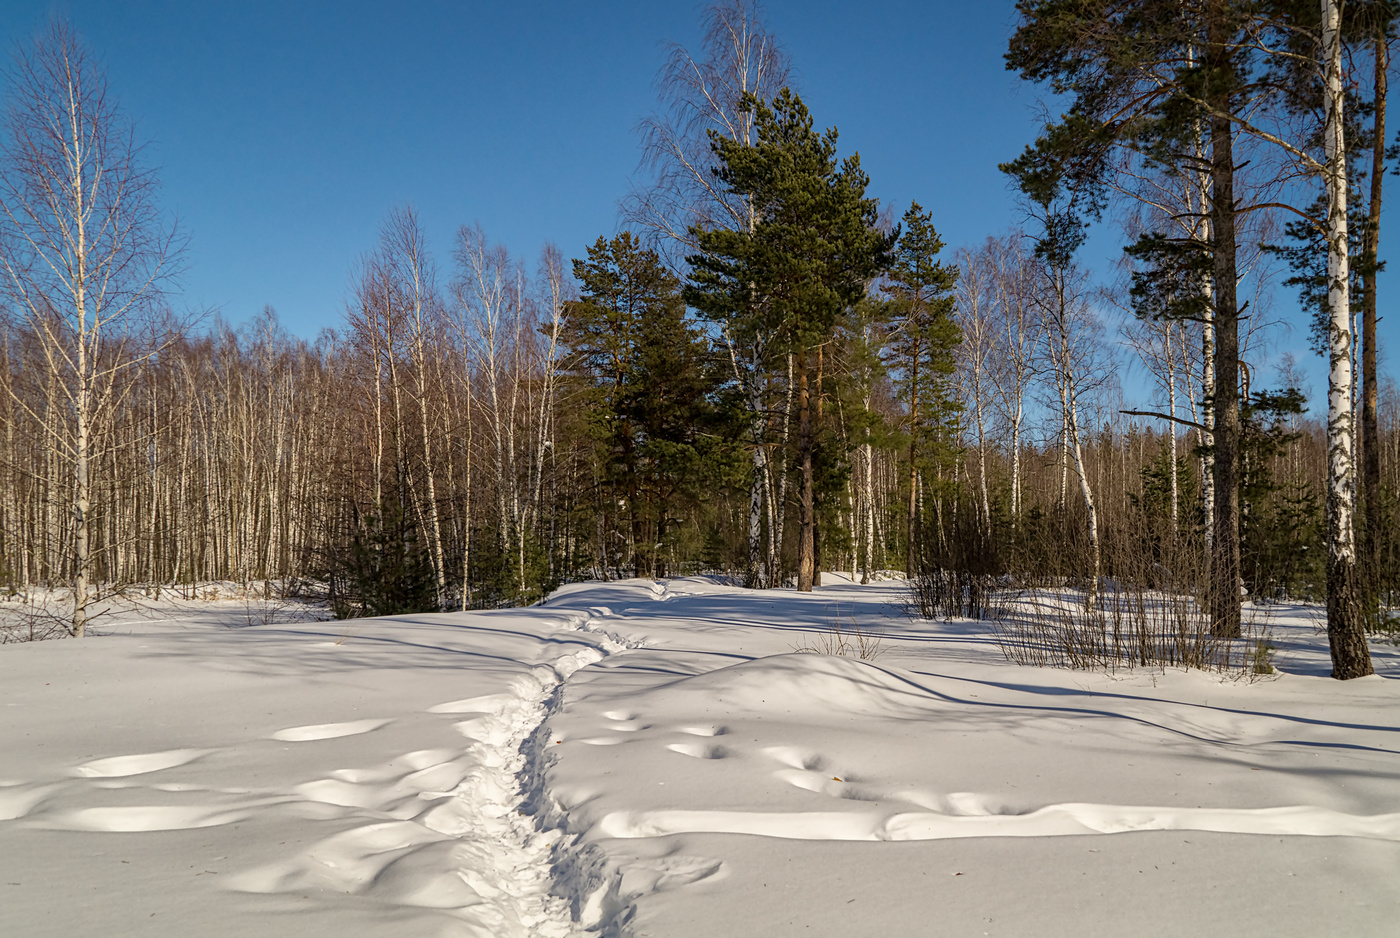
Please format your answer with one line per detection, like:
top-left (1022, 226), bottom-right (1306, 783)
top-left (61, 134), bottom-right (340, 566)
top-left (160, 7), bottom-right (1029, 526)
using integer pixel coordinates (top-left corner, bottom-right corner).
top-left (2, 576), bottom-right (1399, 937)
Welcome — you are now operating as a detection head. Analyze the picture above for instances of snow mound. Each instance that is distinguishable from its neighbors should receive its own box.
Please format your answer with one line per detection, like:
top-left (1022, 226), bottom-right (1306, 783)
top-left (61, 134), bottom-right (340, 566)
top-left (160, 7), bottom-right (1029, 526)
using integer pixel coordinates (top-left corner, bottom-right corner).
top-left (637, 653), bottom-right (942, 719)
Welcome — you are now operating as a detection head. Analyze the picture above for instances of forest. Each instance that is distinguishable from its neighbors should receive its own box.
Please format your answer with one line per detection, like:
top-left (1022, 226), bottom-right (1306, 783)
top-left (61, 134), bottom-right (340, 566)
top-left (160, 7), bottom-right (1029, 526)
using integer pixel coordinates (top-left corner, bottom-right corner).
top-left (2, 1), bottom-right (1398, 684)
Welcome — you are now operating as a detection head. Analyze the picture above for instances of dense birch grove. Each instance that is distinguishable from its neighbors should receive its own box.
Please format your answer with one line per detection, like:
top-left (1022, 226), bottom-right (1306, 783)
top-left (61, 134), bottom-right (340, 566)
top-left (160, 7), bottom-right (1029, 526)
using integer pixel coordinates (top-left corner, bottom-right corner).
top-left (2, 5), bottom-right (1399, 679)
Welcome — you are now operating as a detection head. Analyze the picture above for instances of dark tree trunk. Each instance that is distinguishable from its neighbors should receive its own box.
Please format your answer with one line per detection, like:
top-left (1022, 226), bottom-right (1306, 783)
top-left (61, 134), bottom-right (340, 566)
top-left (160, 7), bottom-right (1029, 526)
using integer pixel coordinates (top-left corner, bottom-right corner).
top-left (812, 344), bottom-right (824, 587)
top-left (906, 353), bottom-right (920, 579)
top-left (1207, 19), bottom-right (1241, 639)
top-left (797, 349), bottom-right (815, 592)
top-left (1362, 36), bottom-right (1386, 598)
top-left (1328, 553), bottom-right (1373, 677)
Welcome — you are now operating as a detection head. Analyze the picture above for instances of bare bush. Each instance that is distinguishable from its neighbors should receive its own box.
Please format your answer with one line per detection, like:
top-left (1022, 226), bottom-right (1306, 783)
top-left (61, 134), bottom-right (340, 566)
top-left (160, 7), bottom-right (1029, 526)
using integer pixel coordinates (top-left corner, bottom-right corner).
top-left (908, 568), bottom-right (1011, 621)
top-left (993, 583), bottom-right (1273, 675)
top-left (795, 610), bottom-right (885, 661)
top-left (0, 591), bottom-right (81, 642)
top-left (906, 495), bottom-right (1012, 621)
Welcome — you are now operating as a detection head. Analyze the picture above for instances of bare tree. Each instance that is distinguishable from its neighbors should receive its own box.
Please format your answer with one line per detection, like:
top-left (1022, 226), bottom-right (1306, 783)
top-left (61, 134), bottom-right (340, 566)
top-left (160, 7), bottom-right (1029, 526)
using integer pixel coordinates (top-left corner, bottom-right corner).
top-left (985, 234), bottom-right (1038, 524)
top-left (380, 207), bottom-right (448, 605)
top-left (1122, 312), bottom-right (1188, 533)
top-left (955, 245), bottom-right (1001, 536)
top-left (1033, 248), bottom-right (1109, 606)
top-left (0, 22), bottom-right (182, 635)
top-left (624, 0), bottom-right (791, 261)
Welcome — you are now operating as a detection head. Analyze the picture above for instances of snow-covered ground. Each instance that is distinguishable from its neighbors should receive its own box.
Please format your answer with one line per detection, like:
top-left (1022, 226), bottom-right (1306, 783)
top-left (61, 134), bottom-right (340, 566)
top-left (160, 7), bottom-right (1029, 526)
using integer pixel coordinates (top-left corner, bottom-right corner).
top-left (3, 576), bottom-right (1398, 937)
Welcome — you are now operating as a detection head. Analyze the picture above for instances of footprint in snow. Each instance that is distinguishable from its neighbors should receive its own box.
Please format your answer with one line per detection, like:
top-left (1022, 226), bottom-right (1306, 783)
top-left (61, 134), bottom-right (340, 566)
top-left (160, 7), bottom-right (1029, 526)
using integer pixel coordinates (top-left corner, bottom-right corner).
top-left (666, 742), bottom-right (728, 760)
top-left (606, 721), bottom-right (648, 733)
top-left (0, 784), bottom-right (59, 821)
top-left (762, 745), bottom-right (826, 772)
top-left (601, 710), bottom-right (649, 732)
top-left (677, 724), bottom-right (727, 737)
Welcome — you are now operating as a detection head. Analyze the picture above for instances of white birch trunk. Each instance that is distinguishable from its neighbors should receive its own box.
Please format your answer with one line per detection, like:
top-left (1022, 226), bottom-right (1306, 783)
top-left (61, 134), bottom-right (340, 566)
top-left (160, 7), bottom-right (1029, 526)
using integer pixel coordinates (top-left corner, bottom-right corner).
top-left (1323, 0), bottom-right (1356, 570)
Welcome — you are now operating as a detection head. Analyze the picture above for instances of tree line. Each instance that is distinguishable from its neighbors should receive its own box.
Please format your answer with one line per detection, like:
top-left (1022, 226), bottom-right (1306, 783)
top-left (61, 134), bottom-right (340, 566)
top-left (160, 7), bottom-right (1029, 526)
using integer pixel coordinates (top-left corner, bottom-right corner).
top-left (1, 5), bottom-right (1397, 681)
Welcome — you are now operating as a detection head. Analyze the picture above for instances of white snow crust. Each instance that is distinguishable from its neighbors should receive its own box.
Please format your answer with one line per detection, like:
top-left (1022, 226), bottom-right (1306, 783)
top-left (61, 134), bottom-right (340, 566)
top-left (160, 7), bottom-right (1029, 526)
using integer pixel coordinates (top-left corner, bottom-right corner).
top-left (2, 575), bottom-right (1398, 936)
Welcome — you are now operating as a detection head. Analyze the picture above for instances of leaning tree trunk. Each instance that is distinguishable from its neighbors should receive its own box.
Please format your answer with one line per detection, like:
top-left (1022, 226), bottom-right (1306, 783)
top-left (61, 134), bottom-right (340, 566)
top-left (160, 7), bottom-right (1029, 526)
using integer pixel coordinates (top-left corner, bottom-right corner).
top-left (1067, 393), bottom-right (1100, 608)
top-left (1321, 0), bottom-right (1374, 678)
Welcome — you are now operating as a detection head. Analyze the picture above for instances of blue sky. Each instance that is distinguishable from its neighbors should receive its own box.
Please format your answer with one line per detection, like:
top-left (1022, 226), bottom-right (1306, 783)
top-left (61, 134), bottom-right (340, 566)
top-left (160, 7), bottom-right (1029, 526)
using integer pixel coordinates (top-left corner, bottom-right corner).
top-left (0, 0), bottom-right (1393, 407)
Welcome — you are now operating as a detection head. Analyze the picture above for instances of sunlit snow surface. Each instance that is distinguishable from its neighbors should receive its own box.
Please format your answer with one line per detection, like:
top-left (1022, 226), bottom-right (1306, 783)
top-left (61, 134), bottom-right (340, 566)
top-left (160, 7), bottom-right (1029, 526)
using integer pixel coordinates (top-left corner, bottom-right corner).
top-left (2, 576), bottom-right (1399, 937)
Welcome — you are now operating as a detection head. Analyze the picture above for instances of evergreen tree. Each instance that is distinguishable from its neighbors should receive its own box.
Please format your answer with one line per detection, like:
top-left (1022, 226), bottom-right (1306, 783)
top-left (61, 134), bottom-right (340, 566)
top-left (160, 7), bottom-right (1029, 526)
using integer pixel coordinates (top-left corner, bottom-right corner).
top-left (1005, 0), bottom-right (1261, 639)
top-left (883, 202), bottom-right (961, 576)
top-left (563, 233), bottom-right (715, 577)
top-left (334, 500), bottom-right (437, 619)
top-left (686, 88), bottom-right (894, 590)
top-left (1238, 388), bottom-right (1320, 601)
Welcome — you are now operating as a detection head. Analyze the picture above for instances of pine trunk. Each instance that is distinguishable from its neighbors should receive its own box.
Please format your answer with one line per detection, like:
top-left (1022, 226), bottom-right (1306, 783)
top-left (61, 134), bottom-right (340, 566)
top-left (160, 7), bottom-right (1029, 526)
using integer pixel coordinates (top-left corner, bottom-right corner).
top-left (1361, 34), bottom-right (1386, 602)
top-left (1206, 14), bottom-right (1241, 638)
top-left (797, 350), bottom-right (815, 592)
top-left (906, 352), bottom-right (920, 578)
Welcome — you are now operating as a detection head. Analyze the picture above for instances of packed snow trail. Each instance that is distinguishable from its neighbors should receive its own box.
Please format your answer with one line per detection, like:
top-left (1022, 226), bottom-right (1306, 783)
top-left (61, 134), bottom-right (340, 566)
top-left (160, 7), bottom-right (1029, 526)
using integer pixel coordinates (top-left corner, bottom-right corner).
top-left (230, 644), bottom-right (607, 937)
top-left (229, 607), bottom-right (641, 937)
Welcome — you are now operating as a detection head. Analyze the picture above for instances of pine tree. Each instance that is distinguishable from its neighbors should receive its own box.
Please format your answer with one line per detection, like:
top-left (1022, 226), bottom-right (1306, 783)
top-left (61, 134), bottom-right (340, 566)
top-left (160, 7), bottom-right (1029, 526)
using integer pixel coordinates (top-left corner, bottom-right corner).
top-left (883, 202), bottom-right (961, 576)
top-left (686, 88), bottom-right (894, 590)
top-left (1005, 0), bottom-right (1258, 638)
top-left (563, 233), bottom-right (714, 578)
top-left (335, 500), bottom-right (437, 619)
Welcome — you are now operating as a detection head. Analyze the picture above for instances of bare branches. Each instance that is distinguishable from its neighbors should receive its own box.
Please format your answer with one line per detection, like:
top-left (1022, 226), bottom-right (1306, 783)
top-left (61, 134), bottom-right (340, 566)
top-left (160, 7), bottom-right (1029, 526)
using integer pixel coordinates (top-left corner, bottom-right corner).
top-left (622, 0), bottom-right (791, 265)
top-left (0, 21), bottom-right (184, 635)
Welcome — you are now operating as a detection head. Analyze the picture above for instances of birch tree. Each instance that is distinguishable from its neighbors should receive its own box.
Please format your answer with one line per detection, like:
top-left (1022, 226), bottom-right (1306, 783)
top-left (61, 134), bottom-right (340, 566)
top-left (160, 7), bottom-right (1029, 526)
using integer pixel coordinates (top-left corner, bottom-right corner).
top-left (380, 207), bottom-right (448, 606)
top-left (985, 234), bottom-right (1038, 524)
top-left (1031, 206), bottom-right (1107, 603)
top-left (0, 22), bottom-right (182, 635)
top-left (1319, 0), bottom-right (1373, 677)
top-left (955, 244), bottom-right (999, 536)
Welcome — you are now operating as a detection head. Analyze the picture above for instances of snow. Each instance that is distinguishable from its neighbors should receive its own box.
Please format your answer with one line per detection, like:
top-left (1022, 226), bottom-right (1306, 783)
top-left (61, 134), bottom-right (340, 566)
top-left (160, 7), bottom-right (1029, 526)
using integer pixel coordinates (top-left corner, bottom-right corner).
top-left (3, 575), bottom-right (1399, 936)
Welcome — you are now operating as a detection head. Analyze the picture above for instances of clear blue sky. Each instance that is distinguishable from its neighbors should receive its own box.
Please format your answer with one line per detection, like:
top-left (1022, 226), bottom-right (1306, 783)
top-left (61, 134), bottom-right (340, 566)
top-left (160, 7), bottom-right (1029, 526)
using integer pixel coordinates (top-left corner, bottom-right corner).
top-left (0, 0), bottom-right (1393, 405)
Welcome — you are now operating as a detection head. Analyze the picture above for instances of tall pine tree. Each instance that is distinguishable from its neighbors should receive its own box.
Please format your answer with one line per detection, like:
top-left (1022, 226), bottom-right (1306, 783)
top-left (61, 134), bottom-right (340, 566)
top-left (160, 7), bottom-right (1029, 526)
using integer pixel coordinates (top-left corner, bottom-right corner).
top-left (686, 89), bottom-right (894, 591)
top-left (884, 202), bottom-right (961, 576)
